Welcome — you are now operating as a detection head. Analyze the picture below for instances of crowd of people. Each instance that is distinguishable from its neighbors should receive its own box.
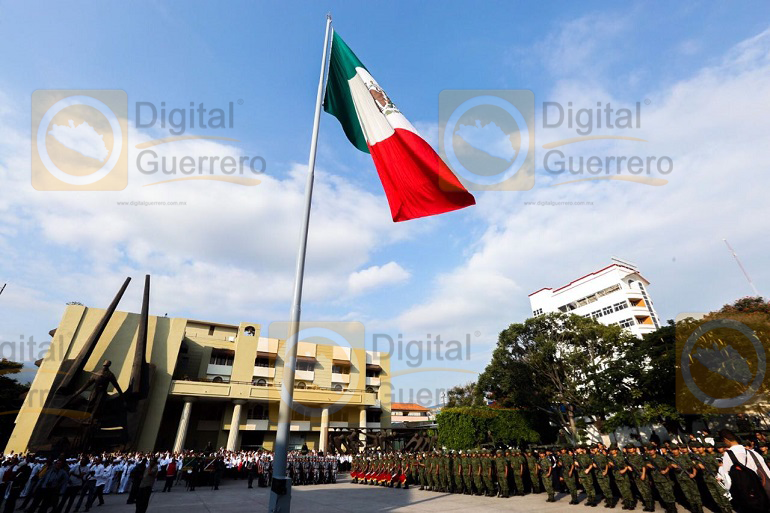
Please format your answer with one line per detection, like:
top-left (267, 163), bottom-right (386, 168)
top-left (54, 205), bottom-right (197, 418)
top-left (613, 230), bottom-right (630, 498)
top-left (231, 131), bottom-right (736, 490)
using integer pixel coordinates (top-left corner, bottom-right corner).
top-left (350, 429), bottom-right (770, 513)
top-left (0, 448), bottom-right (345, 513)
top-left (3, 430), bottom-right (769, 513)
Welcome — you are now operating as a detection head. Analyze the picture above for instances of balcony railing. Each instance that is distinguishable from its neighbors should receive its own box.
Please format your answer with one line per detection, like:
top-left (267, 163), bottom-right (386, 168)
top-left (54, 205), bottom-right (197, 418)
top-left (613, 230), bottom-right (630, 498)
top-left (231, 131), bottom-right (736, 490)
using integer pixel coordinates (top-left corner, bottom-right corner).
top-left (253, 366), bottom-right (276, 378)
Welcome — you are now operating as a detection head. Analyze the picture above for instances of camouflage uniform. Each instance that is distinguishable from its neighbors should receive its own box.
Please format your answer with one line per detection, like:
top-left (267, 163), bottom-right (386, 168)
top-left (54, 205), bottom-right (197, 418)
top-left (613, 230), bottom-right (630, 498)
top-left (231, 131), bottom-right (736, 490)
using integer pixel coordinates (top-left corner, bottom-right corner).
top-left (494, 451), bottom-right (509, 497)
top-left (525, 451), bottom-right (541, 493)
top-left (510, 450), bottom-right (525, 495)
top-left (669, 446), bottom-right (703, 513)
top-left (608, 446), bottom-right (635, 510)
top-left (646, 448), bottom-right (677, 513)
top-left (538, 450), bottom-right (556, 502)
top-left (461, 453), bottom-right (473, 495)
top-left (481, 450), bottom-right (495, 496)
top-left (559, 448), bottom-right (579, 504)
top-left (576, 448), bottom-right (597, 505)
top-left (453, 452), bottom-right (464, 494)
top-left (592, 446), bottom-right (616, 507)
top-left (626, 447), bottom-right (654, 511)
top-left (695, 447), bottom-right (731, 513)
top-left (471, 450), bottom-right (484, 495)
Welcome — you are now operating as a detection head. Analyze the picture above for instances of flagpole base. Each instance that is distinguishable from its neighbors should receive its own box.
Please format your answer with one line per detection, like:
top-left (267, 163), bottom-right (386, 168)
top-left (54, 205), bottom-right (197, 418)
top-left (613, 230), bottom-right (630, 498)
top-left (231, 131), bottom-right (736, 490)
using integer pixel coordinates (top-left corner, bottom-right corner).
top-left (268, 478), bottom-right (292, 513)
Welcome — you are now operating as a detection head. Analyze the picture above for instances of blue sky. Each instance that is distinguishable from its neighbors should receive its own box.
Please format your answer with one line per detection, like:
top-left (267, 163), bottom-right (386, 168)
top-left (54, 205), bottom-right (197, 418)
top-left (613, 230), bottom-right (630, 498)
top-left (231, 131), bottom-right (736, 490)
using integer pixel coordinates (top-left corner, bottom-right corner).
top-left (1, 1), bottom-right (770, 402)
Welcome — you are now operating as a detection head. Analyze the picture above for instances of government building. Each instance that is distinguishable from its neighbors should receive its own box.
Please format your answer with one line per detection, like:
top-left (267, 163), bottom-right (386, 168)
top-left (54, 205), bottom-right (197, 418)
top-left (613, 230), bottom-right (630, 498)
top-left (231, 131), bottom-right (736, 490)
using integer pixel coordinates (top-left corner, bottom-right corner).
top-left (529, 257), bottom-right (661, 338)
top-left (5, 303), bottom-right (391, 454)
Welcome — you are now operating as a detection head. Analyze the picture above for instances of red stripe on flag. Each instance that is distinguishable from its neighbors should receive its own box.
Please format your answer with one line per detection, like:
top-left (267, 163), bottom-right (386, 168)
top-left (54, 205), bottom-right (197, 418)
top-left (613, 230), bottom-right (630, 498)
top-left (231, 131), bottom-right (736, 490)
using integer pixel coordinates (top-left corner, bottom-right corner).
top-left (368, 129), bottom-right (475, 222)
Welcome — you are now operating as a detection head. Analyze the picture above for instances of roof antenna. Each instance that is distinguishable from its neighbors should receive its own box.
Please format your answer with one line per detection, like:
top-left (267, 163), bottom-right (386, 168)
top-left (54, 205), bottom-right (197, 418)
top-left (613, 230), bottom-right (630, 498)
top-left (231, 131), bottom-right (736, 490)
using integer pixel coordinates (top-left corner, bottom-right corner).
top-left (723, 239), bottom-right (760, 297)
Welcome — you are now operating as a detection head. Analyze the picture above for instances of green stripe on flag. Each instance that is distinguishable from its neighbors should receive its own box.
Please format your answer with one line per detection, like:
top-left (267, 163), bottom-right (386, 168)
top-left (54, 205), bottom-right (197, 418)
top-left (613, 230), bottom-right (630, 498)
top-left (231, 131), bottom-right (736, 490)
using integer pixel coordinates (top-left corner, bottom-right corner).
top-left (324, 32), bottom-right (370, 153)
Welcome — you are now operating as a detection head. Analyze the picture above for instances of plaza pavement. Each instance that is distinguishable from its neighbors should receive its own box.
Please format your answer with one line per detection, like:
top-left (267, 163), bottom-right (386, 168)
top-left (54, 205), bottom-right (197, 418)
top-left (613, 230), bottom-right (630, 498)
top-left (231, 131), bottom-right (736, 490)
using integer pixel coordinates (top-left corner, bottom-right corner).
top-left (100, 476), bottom-right (719, 513)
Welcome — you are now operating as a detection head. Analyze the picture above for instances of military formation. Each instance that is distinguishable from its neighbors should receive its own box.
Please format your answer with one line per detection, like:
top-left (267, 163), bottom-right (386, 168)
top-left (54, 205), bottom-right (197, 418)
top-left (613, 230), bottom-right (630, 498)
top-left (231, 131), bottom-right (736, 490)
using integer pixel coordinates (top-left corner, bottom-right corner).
top-left (287, 454), bottom-right (338, 486)
top-left (348, 437), bottom-right (770, 512)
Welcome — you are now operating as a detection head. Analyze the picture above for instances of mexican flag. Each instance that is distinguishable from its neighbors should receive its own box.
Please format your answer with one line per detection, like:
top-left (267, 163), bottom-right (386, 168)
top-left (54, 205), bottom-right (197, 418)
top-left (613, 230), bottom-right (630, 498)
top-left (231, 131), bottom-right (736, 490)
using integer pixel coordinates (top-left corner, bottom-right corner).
top-left (323, 32), bottom-right (475, 222)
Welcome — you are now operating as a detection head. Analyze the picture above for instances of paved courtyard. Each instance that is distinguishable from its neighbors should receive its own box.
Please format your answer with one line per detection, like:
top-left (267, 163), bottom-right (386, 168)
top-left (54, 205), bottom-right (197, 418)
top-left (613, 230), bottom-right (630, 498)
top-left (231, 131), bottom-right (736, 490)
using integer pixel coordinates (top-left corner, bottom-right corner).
top-left (94, 476), bottom-right (720, 513)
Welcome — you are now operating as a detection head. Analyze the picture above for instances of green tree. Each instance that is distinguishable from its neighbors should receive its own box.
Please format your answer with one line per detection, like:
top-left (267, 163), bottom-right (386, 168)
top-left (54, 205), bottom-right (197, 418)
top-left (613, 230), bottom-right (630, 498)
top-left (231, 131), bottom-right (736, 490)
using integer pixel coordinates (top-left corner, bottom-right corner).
top-left (445, 381), bottom-right (481, 408)
top-left (436, 407), bottom-right (539, 449)
top-left (0, 359), bottom-right (30, 448)
top-left (476, 312), bottom-right (638, 442)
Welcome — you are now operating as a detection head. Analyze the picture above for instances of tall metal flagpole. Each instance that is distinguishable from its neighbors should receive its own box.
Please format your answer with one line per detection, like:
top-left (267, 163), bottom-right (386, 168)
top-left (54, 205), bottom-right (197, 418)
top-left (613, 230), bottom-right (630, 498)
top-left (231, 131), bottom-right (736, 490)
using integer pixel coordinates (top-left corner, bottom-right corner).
top-left (269, 14), bottom-right (333, 513)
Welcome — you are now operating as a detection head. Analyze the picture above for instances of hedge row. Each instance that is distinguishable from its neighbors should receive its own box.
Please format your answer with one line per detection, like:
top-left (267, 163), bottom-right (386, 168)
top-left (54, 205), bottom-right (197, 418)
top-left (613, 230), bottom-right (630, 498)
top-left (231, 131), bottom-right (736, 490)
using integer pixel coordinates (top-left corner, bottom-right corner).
top-left (436, 407), bottom-right (540, 450)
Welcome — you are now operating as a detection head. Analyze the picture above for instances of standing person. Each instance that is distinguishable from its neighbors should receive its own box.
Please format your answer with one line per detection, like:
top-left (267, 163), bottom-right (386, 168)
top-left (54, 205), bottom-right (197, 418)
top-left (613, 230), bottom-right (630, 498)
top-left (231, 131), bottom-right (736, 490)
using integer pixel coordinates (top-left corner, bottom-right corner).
top-left (161, 458), bottom-right (176, 492)
top-left (593, 444), bottom-right (616, 508)
top-left (84, 457), bottom-right (106, 511)
top-left (59, 458), bottom-right (87, 513)
top-left (246, 458), bottom-right (256, 489)
top-left (525, 448), bottom-right (540, 494)
top-left (718, 428), bottom-right (770, 513)
top-left (576, 446), bottom-right (597, 506)
top-left (608, 444), bottom-right (635, 510)
top-left (626, 445), bottom-right (654, 512)
top-left (668, 444), bottom-right (703, 513)
top-left (135, 457), bottom-right (157, 513)
top-left (510, 449), bottom-right (526, 496)
top-left (690, 442), bottom-right (731, 513)
top-left (126, 458), bottom-right (145, 505)
top-left (35, 459), bottom-right (68, 513)
top-left (212, 457), bottom-right (224, 490)
top-left (645, 445), bottom-right (677, 513)
top-left (494, 450), bottom-right (509, 498)
top-left (538, 448), bottom-right (555, 502)
top-left (559, 446), bottom-right (579, 504)
top-left (3, 459), bottom-right (31, 513)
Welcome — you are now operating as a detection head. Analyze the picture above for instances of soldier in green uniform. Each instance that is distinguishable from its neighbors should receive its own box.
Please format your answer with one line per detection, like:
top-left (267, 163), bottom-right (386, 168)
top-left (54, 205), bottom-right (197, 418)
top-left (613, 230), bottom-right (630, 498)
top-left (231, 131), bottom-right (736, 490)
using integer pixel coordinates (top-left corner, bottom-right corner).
top-left (592, 444), bottom-right (616, 508)
top-left (691, 442), bottom-right (731, 513)
top-left (461, 452), bottom-right (473, 495)
top-left (525, 448), bottom-right (541, 493)
top-left (495, 450), bottom-right (509, 497)
top-left (668, 444), bottom-right (703, 513)
top-left (539, 448), bottom-right (556, 502)
top-left (453, 451), bottom-right (464, 494)
top-left (626, 445), bottom-right (654, 512)
top-left (443, 450), bottom-right (453, 493)
top-left (575, 445), bottom-right (598, 506)
top-left (481, 449), bottom-right (495, 496)
top-left (645, 445), bottom-right (677, 513)
top-left (471, 450), bottom-right (484, 496)
top-left (608, 444), bottom-right (635, 510)
top-left (511, 449), bottom-right (526, 496)
top-left (417, 453), bottom-right (427, 490)
top-left (559, 445), bottom-right (579, 504)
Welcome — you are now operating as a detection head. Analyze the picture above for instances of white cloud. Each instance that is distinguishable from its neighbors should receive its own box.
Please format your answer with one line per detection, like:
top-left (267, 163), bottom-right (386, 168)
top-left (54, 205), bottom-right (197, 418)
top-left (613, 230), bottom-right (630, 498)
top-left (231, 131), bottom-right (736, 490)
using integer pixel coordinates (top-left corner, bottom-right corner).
top-left (348, 261), bottom-right (410, 296)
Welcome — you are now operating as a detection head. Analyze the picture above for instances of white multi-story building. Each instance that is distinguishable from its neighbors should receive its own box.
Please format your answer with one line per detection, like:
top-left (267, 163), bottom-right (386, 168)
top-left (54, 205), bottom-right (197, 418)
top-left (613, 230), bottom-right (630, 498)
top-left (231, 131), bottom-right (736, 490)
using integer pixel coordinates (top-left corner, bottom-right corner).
top-left (529, 257), bottom-right (661, 338)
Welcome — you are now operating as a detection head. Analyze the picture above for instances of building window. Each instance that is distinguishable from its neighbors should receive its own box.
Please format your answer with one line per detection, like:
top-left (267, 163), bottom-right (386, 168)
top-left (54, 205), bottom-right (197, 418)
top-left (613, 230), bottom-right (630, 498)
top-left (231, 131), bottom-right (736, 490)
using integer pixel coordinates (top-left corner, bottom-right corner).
top-left (613, 301), bottom-right (628, 312)
top-left (618, 318), bottom-right (635, 329)
top-left (366, 369), bottom-right (380, 378)
top-left (532, 308), bottom-right (543, 316)
top-left (255, 357), bottom-right (273, 368)
top-left (332, 365), bottom-right (350, 374)
top-left (295, 381), bottom-right (307, 389)
top-left (330, 410), bottom-right (347, 422)
top-left (366, 411), bottom-right (381, 423)
top-left (602, 306), bottom-right (613, 316)
top-left (210, 350), bottom-right (234, 366)
top-left (244, 326), bottom-right (256, 336)
top-left (208, 325), bottom-right (215, 336)
top-left (296, 360), bottom-right (315, 372)
top-left (247, 403), bottom-right (268, 420)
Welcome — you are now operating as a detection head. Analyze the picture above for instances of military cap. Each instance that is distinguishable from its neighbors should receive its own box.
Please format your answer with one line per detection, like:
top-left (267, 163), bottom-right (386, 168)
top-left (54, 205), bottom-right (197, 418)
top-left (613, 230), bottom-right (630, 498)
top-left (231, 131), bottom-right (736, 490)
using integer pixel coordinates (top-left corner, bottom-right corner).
top-left (609, 443), bottom-right (619, 450)
top-left (669, 443), bottom-right (680, 449)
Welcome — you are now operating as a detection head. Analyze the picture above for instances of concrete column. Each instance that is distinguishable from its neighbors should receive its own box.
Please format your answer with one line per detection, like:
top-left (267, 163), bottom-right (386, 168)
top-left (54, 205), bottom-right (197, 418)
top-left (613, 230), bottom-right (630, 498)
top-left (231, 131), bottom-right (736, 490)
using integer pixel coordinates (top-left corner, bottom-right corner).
top-left (172, 397), bottom-right (194, 453)
top-left (226, 400), bottom-right (246, 451)
top-left (319, 406), bottom-right (329, 453)
top-left (359, 407), bottom-right (367, 443)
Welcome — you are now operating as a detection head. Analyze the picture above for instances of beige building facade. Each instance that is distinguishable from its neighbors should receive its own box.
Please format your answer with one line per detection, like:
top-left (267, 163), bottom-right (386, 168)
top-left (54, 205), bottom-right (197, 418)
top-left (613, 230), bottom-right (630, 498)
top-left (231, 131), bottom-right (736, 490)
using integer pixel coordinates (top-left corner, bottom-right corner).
top-left (6, 304), bottom-right (390, 454)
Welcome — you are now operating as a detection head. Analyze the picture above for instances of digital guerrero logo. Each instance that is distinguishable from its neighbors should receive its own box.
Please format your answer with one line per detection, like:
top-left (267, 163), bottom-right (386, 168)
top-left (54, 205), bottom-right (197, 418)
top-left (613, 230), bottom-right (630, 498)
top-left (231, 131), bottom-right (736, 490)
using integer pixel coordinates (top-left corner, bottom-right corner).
top-left (31, 90), bottom-right (127, 191)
